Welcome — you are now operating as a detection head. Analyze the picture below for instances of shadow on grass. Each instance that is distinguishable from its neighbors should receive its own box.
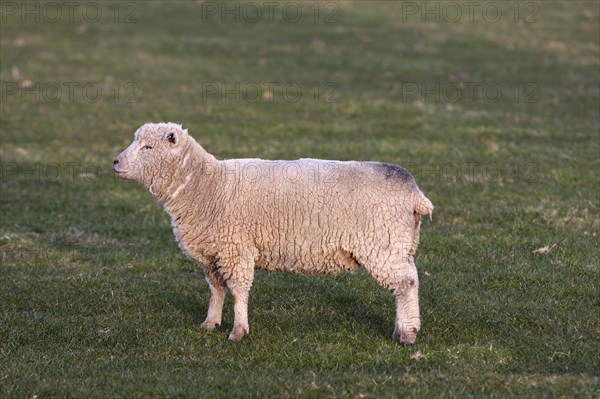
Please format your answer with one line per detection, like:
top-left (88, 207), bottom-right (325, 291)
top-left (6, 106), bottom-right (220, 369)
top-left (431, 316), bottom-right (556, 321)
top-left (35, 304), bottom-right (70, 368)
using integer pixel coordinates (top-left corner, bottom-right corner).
top-left (161, 269), bottom-right (395, 341)
top-left (326, 289), bottom-right (393, 339)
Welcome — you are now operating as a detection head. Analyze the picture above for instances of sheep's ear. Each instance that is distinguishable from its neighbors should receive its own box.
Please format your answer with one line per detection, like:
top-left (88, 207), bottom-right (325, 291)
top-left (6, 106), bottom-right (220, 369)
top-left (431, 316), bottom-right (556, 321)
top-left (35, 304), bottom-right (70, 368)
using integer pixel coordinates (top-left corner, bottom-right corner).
top-left (163, 132), bottom-right (177, 145)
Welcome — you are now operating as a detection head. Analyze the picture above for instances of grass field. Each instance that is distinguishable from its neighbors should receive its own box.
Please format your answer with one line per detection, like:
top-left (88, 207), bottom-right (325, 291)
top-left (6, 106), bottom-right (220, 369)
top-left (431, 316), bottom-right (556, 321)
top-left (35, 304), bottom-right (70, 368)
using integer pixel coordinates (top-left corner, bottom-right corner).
top-left (1, 1), bottom-right (599, 397)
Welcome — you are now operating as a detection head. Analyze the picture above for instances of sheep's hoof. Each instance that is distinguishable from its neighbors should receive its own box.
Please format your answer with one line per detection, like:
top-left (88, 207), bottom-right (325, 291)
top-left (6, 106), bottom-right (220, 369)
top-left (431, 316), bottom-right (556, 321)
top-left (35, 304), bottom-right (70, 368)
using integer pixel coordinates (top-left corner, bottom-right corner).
top-left (200, 321), bottom-right (220, 332)
top-left (393, 327), bottom-right (418, 345)
top-left (228, 325), bottom-right (248, 341)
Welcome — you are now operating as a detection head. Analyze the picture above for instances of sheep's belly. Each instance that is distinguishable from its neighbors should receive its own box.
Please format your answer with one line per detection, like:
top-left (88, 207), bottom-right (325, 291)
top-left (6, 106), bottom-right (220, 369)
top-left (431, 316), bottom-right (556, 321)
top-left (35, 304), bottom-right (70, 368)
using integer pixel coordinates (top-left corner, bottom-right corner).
top-left (255, 248), bottom-right (359, 276)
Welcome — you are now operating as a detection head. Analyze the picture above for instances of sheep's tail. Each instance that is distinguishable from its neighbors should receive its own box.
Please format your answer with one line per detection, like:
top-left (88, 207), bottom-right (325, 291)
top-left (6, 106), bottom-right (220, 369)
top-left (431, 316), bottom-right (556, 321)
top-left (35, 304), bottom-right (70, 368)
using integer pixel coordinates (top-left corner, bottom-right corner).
top-left (414, 191), bottom-right (434, 221)
top-left (407, 191), bottom-right (433, 257)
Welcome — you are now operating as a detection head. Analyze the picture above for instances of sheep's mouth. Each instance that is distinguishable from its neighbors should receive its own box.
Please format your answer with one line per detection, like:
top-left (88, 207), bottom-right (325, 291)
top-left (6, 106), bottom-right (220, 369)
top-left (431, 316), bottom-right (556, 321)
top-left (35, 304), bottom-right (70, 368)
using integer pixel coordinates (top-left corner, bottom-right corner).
top-left (113, 169), bottom-right (135, 181)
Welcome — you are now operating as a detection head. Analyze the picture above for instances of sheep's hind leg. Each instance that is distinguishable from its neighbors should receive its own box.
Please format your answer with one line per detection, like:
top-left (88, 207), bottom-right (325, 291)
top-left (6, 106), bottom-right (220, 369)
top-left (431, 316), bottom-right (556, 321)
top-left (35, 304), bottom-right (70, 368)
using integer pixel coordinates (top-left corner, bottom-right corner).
top-left (201, 268), bottom-right (226, 331)
top-left (364, 254), bottom-right (420, 345)
top-left (392, 269), bottom-right (420, 345)
top-left (392, 214), bottom-right (424, 344)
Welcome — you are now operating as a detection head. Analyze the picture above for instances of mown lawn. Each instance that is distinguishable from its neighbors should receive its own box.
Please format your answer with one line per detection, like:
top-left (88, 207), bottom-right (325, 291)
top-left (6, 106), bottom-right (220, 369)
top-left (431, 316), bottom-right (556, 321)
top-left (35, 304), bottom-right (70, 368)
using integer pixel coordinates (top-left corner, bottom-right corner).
top-left (1, 1), bottom-right (598, 398)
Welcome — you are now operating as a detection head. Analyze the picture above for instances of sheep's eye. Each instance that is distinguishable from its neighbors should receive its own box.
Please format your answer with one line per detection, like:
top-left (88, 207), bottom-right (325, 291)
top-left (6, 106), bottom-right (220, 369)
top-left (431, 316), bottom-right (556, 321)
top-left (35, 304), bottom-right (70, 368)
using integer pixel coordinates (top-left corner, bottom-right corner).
top-left (143, 145), bottom-right (153, 150)
top-left (163, 133), bottom-right (176, 144)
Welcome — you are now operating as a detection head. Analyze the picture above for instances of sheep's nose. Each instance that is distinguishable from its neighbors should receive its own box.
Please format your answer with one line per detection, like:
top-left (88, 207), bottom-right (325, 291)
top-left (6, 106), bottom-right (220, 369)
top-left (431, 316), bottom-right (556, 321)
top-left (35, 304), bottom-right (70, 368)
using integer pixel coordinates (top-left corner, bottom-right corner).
top-left (113, 159), bottom-right (119, 165)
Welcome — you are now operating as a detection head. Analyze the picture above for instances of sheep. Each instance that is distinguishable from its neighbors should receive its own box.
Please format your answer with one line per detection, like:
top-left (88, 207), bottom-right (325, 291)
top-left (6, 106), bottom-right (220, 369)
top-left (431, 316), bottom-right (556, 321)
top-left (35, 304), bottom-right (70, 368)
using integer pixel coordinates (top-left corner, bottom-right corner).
top-left (113, 122), bottom-right (433, 344)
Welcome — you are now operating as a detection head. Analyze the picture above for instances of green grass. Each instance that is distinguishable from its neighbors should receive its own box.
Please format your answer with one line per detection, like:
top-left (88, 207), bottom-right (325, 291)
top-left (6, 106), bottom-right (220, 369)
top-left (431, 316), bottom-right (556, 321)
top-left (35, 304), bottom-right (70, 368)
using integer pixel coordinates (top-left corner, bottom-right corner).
top-left (1, 1), bottom-right (599, 397)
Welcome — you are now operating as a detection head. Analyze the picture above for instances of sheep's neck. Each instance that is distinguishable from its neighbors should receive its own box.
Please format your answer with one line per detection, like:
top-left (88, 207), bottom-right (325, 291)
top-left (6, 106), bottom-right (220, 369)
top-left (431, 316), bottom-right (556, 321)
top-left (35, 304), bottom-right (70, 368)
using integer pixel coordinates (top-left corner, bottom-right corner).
top-left (160, 142), bottom-right (220, 221)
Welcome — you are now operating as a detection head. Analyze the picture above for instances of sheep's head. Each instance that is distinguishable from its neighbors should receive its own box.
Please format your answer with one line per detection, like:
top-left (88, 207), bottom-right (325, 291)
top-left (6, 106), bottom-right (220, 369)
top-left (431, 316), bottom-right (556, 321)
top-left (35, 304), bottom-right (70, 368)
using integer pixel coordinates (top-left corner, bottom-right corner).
top-left (113, 123), bottom-right (190, 188)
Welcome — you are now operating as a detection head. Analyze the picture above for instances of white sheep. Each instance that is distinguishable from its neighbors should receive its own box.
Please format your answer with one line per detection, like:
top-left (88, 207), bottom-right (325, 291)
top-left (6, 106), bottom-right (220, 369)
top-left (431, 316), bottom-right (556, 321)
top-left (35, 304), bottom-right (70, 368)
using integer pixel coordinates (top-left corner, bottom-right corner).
top-left (113, 122), bottom-right (433, 344)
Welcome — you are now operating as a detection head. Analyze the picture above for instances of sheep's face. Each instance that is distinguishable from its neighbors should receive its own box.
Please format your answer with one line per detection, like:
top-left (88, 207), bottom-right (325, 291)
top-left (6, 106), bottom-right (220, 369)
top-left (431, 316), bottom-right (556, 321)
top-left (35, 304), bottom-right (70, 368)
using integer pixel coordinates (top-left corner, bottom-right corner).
top-left (113, 123), bottom-right (189, 187)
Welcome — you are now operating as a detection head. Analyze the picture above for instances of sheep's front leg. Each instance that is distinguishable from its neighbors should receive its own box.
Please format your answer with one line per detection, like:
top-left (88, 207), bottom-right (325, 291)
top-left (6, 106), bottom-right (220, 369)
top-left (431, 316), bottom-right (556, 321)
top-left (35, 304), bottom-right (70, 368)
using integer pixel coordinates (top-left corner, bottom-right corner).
top-left (201, 277), bottom-right (226, 331)
top-left (218, 252), bottom-right (255, 341)
top-left (228, 285), bottom-right (251, 341)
